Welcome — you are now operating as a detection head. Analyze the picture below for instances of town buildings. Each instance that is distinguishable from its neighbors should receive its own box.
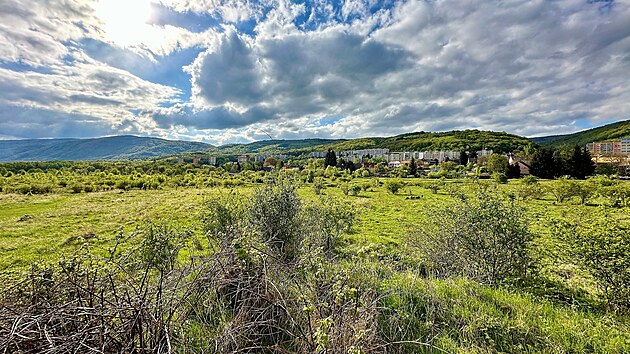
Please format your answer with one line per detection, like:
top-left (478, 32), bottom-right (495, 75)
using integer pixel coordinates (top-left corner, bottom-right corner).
top-left (320, 148), bottom-right (493, 163)
top-left (586, 137), bottom-right (630, 156)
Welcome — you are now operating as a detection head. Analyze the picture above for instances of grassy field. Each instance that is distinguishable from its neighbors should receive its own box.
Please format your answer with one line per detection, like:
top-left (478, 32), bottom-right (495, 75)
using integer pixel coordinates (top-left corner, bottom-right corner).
top-left (2, 178), bottom-right (628, 264)
top-left (1, 178), bottom-right (629, 352)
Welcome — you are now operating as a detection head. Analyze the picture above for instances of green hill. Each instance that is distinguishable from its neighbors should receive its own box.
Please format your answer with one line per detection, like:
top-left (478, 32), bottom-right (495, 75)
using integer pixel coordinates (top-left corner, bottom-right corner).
top-left (298, 130), bottom-right (532, 154)
top-left (531, 120), bottom-right (630, 148)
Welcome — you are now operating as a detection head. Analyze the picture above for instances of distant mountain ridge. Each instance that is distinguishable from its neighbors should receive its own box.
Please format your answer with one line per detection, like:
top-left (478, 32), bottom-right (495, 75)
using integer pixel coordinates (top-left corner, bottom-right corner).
top-left (2, 121), bottom-right (628, 162)
top-left (0, 136), bottom-right (210, 162)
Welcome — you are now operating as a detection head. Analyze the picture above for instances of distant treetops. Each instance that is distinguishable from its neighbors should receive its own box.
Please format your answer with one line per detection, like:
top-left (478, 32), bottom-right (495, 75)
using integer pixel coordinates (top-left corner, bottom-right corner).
top-left (530, 145), bottom-right (595, 180)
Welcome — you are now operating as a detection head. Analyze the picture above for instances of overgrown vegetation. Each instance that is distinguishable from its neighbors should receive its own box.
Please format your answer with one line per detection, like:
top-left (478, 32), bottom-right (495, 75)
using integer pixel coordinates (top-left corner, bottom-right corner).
top-left (1, 166), bottom-right (629, 352)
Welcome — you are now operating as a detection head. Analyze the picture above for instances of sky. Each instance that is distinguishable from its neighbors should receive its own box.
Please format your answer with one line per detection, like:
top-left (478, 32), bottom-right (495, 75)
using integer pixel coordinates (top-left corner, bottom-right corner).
top-left (0, 0), bottom-right (629, 145)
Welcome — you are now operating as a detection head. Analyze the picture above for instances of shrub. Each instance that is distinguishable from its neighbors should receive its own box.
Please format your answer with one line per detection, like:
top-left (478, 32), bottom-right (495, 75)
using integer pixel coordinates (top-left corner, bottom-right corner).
top-left (70, 184), bottom-right (83, 193)
top-left (384, 179), bottom-right (403, 194)
top-left (313, 177), bottom-right (325, 195)
top-left (350, 184), bottom-right (361, 196)
top-left (572, 181), bottom-right (595, 205)
top-left (425, 178), bottom-right (445, 194)
top-left (553, 216), bottom-right (630, 314)
top-left (521, 175), bottom-right (539, 185)
top-left (248, 181), bottom-right (302, 259)
top-left (492, 172), bottom-right (508, 184)
top-left (303, 197), bottom-right (356, 253)
top-left (410, 192), bottom-right (533, 285)
top-left (599, 184), bottom-right (630, 208)
top-left (30, 183), bottom-right (53, 194)
top-left (340, 183), bottom-right (349, 196)
top-left (516, 183), bottom-right (544, 201)
top-left (202, 194), bottom-right (243, 237)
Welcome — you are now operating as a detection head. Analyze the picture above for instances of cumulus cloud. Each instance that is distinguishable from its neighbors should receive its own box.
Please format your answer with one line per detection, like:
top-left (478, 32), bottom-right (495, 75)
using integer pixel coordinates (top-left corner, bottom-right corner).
top-left (157, 0), bottom-right (630, 139)
top-left (0, 106), bottom-right (121, 139)
top-left (2, 0), bottom-right (630, 141)
top-left (151, 103), bottom-right (279, 130)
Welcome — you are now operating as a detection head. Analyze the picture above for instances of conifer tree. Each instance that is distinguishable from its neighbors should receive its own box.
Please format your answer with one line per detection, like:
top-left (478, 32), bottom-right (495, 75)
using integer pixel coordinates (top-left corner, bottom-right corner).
top-left (324, 148), bottom-right (337, 168)
top-left (409, 157), bottom-right (418, 176)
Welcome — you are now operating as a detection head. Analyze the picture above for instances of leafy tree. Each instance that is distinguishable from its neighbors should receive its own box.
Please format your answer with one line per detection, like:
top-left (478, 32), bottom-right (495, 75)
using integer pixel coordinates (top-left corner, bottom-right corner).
top-left (573, 181), bottom-right (595, 205)
top-left (546, 178), bottom-right (577, 203)
top-left (263, 157), bottom-right (278, 167)
top-left (486, 154), bottom-right (509, 175)
top-left (516, 177), bottom-right (544, 200)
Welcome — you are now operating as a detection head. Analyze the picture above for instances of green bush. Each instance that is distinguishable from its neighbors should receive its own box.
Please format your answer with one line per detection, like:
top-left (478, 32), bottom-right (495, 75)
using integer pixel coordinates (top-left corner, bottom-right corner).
top-left (340, 183), bottom-right (349, 196)
top-left (516, 177), bottom-right (544, 200)
top-left (70, 184), bottom-right (83, 193)
top-left (554, 216), bottom-right (630, 314)
top-left (410, 191), bottom-right (533, 285)
top-left (313, 177), bottom-right (325, 195)
top-left (350, 184), bottom-right (361, 196)
top-left (425, 178), bottom-right (446, 194)
top-left (492, 172), bottom-right (508, 184)
top-left (384, 180), bottom-right (403, 194)
top-left (248, 181), bottom-right (302, 259)
top-left (521, 175), bottom-right (539, 185)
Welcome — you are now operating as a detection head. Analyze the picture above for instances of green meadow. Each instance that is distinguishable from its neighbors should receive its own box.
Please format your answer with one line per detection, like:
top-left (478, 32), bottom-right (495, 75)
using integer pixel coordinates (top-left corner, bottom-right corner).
top-left (1, 177), bottom-right (629, 352)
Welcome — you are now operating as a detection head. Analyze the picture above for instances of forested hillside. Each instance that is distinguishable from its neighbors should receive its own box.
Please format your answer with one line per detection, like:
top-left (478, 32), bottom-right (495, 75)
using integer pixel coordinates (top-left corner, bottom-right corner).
top-left (300, 130), bottom-right (533, 153)
top-left (532, 120), bottom-right (630, 148)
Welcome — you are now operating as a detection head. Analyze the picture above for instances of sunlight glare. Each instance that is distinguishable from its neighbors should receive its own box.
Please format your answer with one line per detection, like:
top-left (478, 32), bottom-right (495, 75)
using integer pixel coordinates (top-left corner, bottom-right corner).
top-left (93, 0), bottom-right (158, 48)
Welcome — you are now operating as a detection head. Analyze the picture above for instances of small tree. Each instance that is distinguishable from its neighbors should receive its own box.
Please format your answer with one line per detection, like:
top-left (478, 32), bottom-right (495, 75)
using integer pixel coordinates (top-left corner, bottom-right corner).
top-left (573, 181), bottom-right (595, 205)
top-left (425, 178), bottom-right (446, 194)
top-left (546, 178), bottom-right (577, 203)
top-left (340, 183), bottom-right (349, 196)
